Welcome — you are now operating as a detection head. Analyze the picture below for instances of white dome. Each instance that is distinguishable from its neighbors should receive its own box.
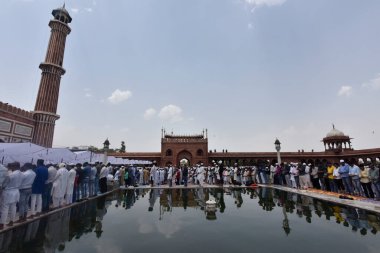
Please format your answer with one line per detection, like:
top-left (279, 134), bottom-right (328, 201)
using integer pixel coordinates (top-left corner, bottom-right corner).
top-left (326, 128), bottom-right (345, 137)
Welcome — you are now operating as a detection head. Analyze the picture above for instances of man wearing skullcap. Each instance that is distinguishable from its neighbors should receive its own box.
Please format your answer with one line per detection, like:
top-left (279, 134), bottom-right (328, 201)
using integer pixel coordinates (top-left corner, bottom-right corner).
top-left (51, 163), bottom-right (69, 208)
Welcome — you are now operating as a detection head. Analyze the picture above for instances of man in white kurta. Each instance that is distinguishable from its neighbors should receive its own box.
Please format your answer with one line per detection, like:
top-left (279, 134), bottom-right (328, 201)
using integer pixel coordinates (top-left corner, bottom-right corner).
top-left (197, 164), bottom-right (205, 186)
top-left (0, 162), bottom-right (23, 228)
top-left (150, 163), bottom-right (158, 186)
top-left (19, 163), bottom-right (36, 221)
top-left (51, 163), bottom-right (69, 208)
top-left (167, 165), bottom-right (174, 187)
top-left (65, 165), bottom-right (77, 205)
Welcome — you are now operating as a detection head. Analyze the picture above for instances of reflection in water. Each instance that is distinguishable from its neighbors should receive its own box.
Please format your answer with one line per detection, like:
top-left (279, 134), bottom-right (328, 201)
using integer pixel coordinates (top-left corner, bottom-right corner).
top-left (0, 188), bottom-right (379, 252)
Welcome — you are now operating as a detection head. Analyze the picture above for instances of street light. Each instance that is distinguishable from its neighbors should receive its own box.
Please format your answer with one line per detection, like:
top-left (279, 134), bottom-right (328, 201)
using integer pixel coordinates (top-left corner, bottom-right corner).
top-left (103, 138), bottom-right (110, 164)
top-left (274, 138), bottom-right (281, 164)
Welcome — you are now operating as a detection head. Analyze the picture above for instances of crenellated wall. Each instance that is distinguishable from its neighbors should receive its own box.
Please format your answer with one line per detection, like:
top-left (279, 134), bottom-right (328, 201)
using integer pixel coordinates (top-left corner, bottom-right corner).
top-left (0, 101), bottom-right (35, 143)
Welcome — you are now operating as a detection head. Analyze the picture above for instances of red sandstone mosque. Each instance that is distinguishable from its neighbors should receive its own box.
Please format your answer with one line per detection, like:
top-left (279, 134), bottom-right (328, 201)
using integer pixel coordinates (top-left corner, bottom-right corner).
top-left (0, 6), bottom-right (379, 165)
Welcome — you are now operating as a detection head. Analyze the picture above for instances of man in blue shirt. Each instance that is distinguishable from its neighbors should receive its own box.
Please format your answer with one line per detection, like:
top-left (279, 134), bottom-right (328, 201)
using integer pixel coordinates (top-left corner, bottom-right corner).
top-left (82, 162), bottom-right (91, 198)
top-left (338, 159), bottom-right (353, 195)
top-left (31, 159), bottom-right (48, 217)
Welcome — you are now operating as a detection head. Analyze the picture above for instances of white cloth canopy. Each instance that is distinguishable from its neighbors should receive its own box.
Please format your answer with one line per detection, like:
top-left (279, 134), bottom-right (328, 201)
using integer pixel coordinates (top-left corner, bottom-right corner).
top-left (0, 143), bottom-right (152, 166)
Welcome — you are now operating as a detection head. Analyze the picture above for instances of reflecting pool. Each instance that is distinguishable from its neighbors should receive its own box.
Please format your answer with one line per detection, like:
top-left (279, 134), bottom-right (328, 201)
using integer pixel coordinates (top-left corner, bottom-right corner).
top-left (1, 187), bottom-right (380, 253)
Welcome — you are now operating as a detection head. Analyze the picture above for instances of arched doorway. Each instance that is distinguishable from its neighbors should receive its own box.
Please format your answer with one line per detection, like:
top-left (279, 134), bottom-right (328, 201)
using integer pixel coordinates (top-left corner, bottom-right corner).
top-left (177, 150), bottom-right (192, 167)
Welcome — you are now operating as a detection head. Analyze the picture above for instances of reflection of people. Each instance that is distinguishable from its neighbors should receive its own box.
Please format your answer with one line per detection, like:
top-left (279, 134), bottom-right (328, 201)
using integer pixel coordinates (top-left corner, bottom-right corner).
top-left (182, 189), bottom-right (188, 210)
top-left (94, 196), bottom-right (107, 238)
top-left (148, 189), bottom-right (159, 211)
top-left (0, 230), bottom-right (13, 252)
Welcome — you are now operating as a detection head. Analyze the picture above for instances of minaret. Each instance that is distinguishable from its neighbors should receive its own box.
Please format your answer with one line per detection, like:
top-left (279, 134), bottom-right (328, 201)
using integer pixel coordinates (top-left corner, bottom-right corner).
top-left (32, 5), bottom-right (72, 147)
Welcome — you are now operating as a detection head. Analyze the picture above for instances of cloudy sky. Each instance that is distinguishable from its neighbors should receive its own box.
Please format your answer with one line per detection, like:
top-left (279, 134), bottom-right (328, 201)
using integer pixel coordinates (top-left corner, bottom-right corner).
top-left (1, 0), bottom-right (380, 152)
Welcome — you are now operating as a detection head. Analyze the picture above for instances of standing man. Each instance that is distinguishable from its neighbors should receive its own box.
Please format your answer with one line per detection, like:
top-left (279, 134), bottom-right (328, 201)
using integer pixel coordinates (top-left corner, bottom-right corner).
top-left (327, 161), bottom-right (337, 192)
top-left (182, 164), bottom-right (189, 187)
top-left (31, 159), bottom-right (48, 217)
top-left (338, 159), bottom-right (353, 195)
top-left (167, 165), bottom-right (174, 187)
top-left (0, 162), bottom-right (23, 229)
top-left (82, 162), bottom-right (91, 198)
top-left (51, 163), bottom-right (69, 208)
top-left (99, 163), bottom-right (109, 193)
top-left (368, 160), bottom-right (380, 200)
top-left (90, 163), bottom-right (97, 196)
top-left (150, 161), bottom-right (158, 187)
top-left (0, 164), bottom-right (9, 198)
top-left (197, 163), bottom-right (205, 187)
top-left (18, 163), bottom-right (36, 222)
top-left (43, 163), bottom-right (57, 212)
top-left (349, 160), bottom-right (363, 196)
top-left (65, 164), bottom-right (77, 205)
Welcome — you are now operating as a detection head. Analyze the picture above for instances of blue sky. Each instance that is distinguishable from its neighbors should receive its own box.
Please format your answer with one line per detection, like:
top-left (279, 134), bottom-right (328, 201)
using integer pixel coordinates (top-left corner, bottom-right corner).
top-left (1, 0), bottom-right (380, 152)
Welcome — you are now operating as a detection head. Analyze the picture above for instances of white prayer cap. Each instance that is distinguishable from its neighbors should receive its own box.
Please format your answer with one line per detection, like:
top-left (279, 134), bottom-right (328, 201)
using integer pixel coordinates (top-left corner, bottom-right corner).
top-left (366, 158), bottom-right (372, 163)
top-left (59, 163), bottom-right (66, 168)
top-left (302, 163), bottom-right (306, 165)
top-left (275, 163), bottom-right (278, 165)
top-left (308, 163), bottom-right (311, 166)
top-left (376, 158), bottom-right (380, 163)
top-left (218, 160), bottom-right (222, 164)
top-left (339, 159), bottom-right (345, 163)
top-left (358, 158), bottom-right (364, 165)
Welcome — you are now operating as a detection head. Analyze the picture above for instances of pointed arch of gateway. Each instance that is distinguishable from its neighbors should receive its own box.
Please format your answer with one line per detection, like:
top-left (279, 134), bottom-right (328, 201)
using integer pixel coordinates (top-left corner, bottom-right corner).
top-left (177, 150), bottom-right (192, 166)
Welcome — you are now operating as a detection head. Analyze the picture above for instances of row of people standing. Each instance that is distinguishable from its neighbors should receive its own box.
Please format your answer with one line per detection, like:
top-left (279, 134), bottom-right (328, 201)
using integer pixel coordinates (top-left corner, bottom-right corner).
top-left (0, 160), bottom-right (115, 230)
top-left (263, 158), bottom-right (380, 200)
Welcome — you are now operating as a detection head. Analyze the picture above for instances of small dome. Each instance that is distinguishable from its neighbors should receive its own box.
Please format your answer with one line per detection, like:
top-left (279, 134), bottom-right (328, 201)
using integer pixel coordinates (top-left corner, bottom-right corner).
top-left (52, 4), bottom-right (72, 23)
top-left (326, 127), bottom-right (345, 137)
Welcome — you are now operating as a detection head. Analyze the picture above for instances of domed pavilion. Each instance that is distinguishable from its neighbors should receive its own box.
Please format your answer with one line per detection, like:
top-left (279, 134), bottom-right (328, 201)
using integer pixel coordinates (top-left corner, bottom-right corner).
top-left (322, 125), bottom-right (353, 152)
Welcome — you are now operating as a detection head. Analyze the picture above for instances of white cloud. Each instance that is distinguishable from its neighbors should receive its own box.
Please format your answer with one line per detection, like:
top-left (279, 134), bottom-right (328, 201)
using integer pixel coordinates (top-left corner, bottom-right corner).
top-left (338, 86), bottom-right (352, 97)
top-left (85, 93), bottom-right (92, 98)
top-left (107, 89), bottom-right (132, 104)
top-left (71, 8), bottom-right (79, 13)
top-left (144, 108), bottom-right (157, 120)
top-left (158, 105), bottom-right (183, 122)
top-left (248, 23), bottom-right (253, 29)
top-left (362, 74), bottom-right (380, 90)
top-left (244, 0), bottom-right (287, 7)
top-left (85, 8), bottom-right (93, 12)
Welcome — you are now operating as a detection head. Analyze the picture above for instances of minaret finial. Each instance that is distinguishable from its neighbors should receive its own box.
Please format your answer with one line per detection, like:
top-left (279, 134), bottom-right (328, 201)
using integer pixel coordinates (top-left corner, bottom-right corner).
top-left (332, 123), bottom-right (335, 129)
top-left (63, 1), bottom-right (65, 8)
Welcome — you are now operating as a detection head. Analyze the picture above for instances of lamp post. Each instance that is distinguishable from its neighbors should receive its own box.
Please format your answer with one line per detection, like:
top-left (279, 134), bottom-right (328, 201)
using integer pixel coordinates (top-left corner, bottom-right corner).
top-left (103, 138), bottom-right (110, 165)
top-left (274, 138), bottom-right (281, 164)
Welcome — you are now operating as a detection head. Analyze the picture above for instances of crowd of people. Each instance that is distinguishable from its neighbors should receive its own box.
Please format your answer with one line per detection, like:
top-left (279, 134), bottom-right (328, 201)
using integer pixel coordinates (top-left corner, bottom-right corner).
top-left (0, 159), bottom-right (117, 230)
top-left (1, 157), bottom-right (380, 229)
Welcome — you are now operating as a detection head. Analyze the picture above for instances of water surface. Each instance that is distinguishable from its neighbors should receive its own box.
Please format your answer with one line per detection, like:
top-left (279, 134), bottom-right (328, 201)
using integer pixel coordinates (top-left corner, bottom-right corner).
top-left (1, 187), bottom-right (380, 253)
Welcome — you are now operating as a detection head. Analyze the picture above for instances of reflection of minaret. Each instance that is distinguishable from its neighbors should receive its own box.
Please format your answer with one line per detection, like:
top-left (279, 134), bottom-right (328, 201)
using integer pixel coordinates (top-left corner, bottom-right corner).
top-left (32, 5), bottom-right (72, 147)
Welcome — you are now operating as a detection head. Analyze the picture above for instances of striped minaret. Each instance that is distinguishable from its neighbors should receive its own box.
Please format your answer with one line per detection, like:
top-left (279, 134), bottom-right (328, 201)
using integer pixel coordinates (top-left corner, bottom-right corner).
top-left (32, 5), bottom-right (72, 148)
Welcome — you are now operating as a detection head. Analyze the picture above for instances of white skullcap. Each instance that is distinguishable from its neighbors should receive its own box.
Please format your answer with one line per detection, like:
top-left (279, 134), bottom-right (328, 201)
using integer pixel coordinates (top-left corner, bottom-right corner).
top-left (358, 158), bottom-right (364, 164)
top-left (339, 160), bottom-right (345, 163)
top-left (367, 158), bottom-right (372, 163)
top-left (376, 158), bottom-right (380, 163)
top-left (302, 163), bottom-right (306, 165)
top-left (59, 163), bottom-right (66, 168)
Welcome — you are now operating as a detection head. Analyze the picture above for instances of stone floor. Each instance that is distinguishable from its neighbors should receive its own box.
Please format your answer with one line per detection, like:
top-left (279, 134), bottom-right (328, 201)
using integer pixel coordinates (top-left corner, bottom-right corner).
top-left (1, 183), bottom-right (380, 234)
